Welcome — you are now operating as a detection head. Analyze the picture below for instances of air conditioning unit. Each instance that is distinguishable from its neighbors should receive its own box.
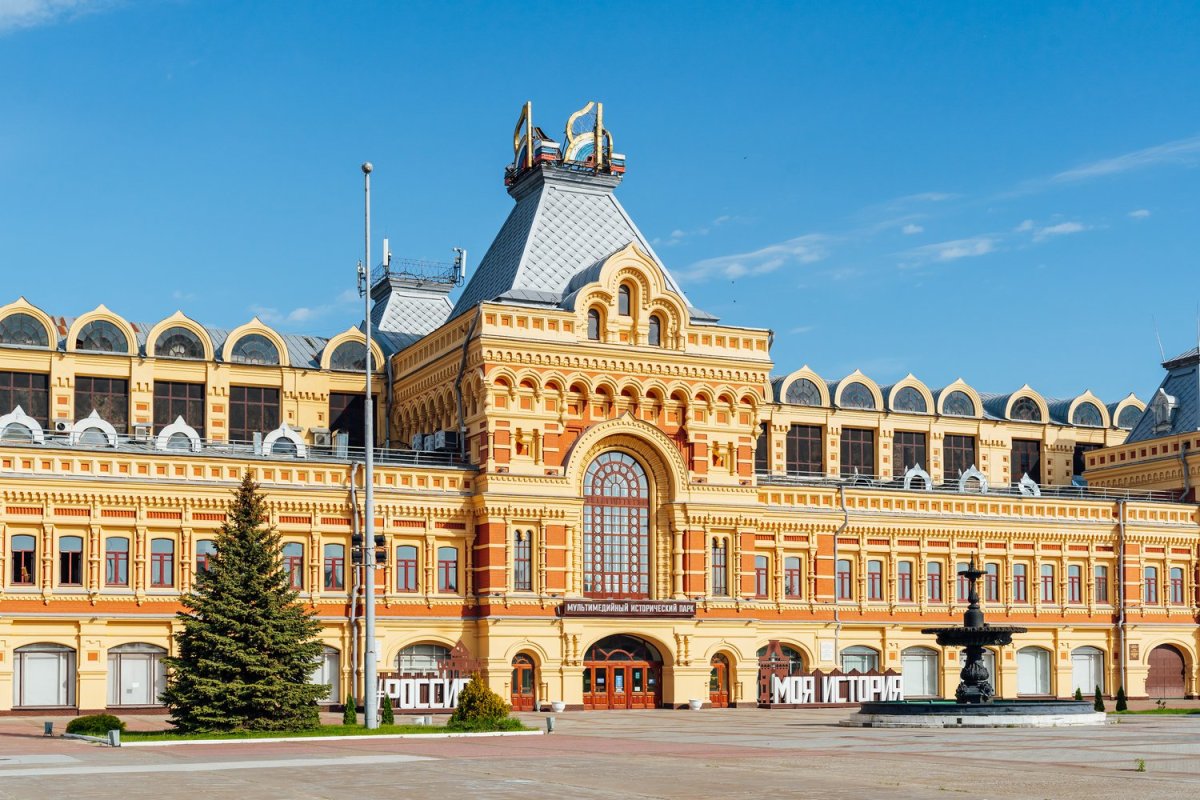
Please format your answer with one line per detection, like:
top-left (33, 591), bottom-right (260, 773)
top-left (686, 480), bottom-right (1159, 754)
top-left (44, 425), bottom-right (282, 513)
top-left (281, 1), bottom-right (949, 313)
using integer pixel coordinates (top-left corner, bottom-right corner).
top-left (311, 428), bottom-right (332, 448)
top-left (252, 431), bottom-right (264, 456)
top-left (410, 433), bottom-right (425, 450)
top-left (53, 419), bottom-right (71, 433)
top-left (333, 431), bottom-right (349, 458)
top-left (433, 430), bottom-right (461, 452)
top-left (422, 433), bottom-right (437, 452)
top-left (133, 423), bottom-right (152, 442)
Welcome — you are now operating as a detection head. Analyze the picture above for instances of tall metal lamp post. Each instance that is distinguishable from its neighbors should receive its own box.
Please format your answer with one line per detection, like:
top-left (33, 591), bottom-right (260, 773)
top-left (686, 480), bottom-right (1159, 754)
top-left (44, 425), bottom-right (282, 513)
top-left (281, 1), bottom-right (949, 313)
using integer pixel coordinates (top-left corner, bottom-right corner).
top-left (359, 161), bottom-right (379, 729)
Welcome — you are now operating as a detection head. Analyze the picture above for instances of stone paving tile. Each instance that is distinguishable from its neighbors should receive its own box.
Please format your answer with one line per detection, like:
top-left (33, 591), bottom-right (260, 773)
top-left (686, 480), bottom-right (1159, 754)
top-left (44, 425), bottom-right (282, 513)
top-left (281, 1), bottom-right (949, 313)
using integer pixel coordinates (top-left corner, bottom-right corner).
top-left (1, 709), bottom-right (1198, 798)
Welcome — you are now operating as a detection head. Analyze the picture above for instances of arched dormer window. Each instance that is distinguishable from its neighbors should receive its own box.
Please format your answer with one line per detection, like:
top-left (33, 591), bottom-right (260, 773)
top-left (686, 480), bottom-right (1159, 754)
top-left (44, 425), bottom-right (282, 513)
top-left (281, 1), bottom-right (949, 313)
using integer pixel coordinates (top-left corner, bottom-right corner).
top-left (785, 378), bottom-right (822, 406)
top-left (230, 333), bottom-right (280, 365)
top-left (941, 390), bottom-right (975, 417)
top-left (330, 340), bottom-right (368, 372)
top-left (76, 320), bottom-right (128, 353)
top-left (1071, 402), bottom-right (1103, 427)
top-left (155, 326), bottom-right (205, 360)
top-left (647, 314), bottom-right (662, 347)
top-left (587, 309), bottom-right (601, 341)
top-left (617, 285), bottom-right (631, 316)
top-left (1116, 405), bottom-right (1141, 429)
top-left (840, 381), bottom-right (876, 410)
top-left (0, 313), bottom-right (49, 348)
top-left (892, 386), bottom-right (927, 413)
top-left (1010, 396), bottom-right (1042, 422)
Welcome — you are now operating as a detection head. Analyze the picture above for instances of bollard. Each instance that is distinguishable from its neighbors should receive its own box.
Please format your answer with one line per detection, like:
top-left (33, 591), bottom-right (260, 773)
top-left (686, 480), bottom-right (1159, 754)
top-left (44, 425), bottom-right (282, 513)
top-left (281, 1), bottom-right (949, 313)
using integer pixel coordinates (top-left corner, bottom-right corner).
top-left (546, 716), bottom-right (555, 734)
top-left (43, 721), bottom-right (53, 736)
top-left (107, 729), bottom-right (121, 747)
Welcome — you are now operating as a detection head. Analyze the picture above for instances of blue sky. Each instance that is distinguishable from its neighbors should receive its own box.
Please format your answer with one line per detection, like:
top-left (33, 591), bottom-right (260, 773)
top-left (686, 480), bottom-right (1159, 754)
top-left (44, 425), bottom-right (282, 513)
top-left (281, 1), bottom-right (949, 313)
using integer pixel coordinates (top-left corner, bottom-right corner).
top-left (2, 1), bottom-right (1198, 403)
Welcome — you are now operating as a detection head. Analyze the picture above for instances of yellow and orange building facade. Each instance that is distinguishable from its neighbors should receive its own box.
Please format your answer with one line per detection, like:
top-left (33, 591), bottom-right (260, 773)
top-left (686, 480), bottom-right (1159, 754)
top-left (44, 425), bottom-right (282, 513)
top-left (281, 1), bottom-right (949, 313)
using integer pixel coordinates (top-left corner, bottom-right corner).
top-left (0, 102), bottom-right (1196, 714)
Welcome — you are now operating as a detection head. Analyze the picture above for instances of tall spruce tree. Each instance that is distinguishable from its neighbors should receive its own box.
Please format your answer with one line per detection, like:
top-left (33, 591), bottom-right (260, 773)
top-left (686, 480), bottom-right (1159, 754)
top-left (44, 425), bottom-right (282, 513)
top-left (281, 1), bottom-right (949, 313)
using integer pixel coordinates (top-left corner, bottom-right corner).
top-left (161, 474), bottom-right (327, 731)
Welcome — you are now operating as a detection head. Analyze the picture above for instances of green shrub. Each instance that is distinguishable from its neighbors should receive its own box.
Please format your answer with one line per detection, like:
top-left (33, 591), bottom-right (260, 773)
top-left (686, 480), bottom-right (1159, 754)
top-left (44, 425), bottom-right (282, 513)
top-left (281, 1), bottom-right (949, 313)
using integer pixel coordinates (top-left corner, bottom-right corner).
top-left (1116, 686), bottom-right (1128, 712)
top-left (448, 676), bottom-right (510, 729)
top-left (380, 693), bottom-right (395, 725)
top-left (1094, 686), bottom-right (1105, 712)
top-left (1073, 687), bottom-right (1083, 701)
top-left (446, 716), bottom-right (526, 732)
top-left (343, 695), bottom-right (357, 725)
top-left (65, 714), bottom-right (126, 737)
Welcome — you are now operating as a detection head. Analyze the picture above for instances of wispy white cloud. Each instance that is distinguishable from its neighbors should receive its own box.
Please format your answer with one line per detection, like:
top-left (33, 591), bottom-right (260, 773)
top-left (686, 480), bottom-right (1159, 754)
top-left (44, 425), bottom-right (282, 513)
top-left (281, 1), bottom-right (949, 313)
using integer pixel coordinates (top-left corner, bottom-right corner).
top-left (1033, 221), bottom-right (1086, 241)
top-left (789, 325), bottom-right (815, 335)
top-left (890, 191), bottom-right (960, 204)
top-left (679, 234), bottom-right (830, 281)
top-left (901, 223), bottom-right (924, 235)
top-left (0, 0), bottom-right (120, 33)
top-left (653, 214), bottom-right (743, 247)
top-left (1014, 219), bottom-right (1035, 232)
top-left (249, 289), bottom-right (358, 328)
top-left (899, 235), bottom-right (997, 268)
top-left (1129, 208), bottom-right (1151, 219)
top-left (1051, 134), bottom-right (1200, 183)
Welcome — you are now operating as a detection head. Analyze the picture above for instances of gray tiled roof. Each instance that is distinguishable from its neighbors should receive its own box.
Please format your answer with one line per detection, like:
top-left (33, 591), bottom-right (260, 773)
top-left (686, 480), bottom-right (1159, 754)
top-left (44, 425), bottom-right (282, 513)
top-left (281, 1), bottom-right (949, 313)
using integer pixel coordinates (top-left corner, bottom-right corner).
top-left (1124, 348), bottom-right (1200, 444)
top-left (369, 277), bottom-right (454, 349)
top-left (449, 165), bottom-right (708, 321)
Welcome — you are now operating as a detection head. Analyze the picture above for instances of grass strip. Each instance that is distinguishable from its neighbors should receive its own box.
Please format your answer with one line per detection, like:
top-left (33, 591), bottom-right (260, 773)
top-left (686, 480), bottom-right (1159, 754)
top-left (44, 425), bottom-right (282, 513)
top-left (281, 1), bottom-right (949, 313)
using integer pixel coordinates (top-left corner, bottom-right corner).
top-left (123, 720), bottom-right (531, 742)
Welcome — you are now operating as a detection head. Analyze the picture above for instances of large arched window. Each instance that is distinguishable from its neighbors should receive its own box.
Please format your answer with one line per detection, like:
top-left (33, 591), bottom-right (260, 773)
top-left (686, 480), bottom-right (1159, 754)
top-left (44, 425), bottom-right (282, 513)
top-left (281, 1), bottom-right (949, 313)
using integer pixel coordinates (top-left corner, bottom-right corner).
top-left (1010, 396), bottom-right (1042, 422)
top-left (785, 378), bottom-right (822, 406)
top-left (583, 452), bottom-right (650, 598)
top-left (901, 646), bottom-right (939, 698)
top-left (0, 313), bottom-right (49, 348)
top-left (230, 333), bottom-right (280, 365)
top-left (758, 644), bottom-right (805, 673)
top-left (840, 646), bottom-right (879, 673)
top-left (839, 381), bottom-right (876, 410)
top-left (941, 390), bottom-right (975, 417)
top-left (310, 645), bottom-right (341, 704)
top-left (107, 643), bottom-right (167, 706)
top-left (330, 340), bottom-right (368, 372)
top-left (397, 643), bottom-right (451, 674)
top-left (76, 320), bottom-right (128, 353)
top-left (14, 643), bottom-right (76, 707)
top-left (155, 326), bottom-right (205, 360)
top-left (1017, 646), bottom-right (1052, 695)
top-left (1071, 402), bottom-right (1103, 427)
top-left (892, 387), bottom-right (927, 413)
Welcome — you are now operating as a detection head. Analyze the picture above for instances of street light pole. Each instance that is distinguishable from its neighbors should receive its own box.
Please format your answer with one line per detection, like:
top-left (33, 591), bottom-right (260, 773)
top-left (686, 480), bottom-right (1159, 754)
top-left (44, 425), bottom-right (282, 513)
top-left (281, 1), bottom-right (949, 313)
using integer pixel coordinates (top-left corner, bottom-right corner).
top-left (360, 161), bottom-right (379, 729)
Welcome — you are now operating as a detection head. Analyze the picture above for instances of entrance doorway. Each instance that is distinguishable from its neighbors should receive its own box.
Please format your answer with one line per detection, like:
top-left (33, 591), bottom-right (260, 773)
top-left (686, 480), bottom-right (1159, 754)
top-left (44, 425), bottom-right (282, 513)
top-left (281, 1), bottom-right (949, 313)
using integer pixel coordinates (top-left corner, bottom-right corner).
top-left (511, 653), bottom-right (536, 711)
top-left (1147, 645), bottom-right (1187, 698)
top-left (709, 654), bottom-right (731, 707)
top-left (583, 635), bottom-right (662, 710)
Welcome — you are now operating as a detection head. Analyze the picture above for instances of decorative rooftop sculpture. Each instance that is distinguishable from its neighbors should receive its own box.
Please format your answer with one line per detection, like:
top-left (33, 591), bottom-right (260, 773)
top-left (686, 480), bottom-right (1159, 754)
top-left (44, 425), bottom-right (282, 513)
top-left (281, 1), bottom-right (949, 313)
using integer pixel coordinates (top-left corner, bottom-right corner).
top-left (509, 100), bottom-right (625, 183)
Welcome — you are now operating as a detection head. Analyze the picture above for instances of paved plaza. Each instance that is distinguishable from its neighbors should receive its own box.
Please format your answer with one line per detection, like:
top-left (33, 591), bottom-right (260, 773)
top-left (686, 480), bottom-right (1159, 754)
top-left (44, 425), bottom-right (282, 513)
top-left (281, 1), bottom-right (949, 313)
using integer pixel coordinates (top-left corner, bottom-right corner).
top-left (1, 708), bottom-right (1198, 799)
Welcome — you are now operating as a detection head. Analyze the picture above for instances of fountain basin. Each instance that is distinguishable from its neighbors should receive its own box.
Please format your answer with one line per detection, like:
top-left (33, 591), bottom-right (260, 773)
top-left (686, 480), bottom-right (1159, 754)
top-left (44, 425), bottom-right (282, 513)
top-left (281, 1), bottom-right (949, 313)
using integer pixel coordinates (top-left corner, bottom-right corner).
top-left (843, 699), bottom-right (1105, 728)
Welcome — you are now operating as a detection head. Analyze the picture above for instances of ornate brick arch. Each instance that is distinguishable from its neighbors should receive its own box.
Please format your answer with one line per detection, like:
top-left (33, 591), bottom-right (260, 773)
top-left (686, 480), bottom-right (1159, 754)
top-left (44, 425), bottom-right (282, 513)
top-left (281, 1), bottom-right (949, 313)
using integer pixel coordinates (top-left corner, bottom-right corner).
top-left (561, 415), bottom-right (689, 502)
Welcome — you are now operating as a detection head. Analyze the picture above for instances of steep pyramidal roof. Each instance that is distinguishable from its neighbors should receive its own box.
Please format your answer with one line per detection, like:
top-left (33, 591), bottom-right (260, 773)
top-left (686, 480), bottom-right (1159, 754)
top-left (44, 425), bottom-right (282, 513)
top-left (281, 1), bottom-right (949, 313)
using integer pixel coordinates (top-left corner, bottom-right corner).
top-left (1124, 346), bottom-right (1200, 443)
top-left (449, 164), bottom-right (713, 322)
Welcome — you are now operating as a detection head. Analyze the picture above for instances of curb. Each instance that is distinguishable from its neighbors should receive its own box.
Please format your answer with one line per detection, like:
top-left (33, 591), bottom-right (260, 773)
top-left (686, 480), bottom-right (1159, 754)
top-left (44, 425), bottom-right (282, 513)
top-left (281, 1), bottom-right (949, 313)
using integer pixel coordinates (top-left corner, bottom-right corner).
top-left (121, 729), bottom-right (545, 747)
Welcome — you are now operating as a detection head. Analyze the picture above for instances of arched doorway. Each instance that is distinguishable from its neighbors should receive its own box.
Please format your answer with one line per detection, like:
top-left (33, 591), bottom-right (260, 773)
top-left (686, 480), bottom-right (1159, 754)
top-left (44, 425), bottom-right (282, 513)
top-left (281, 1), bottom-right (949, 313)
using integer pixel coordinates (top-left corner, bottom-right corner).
top-left (1147, 645), bottom-right (1187, 698)
top-left (107, 643), bottom-right (167, 707)
top-left (582, 452), bottom-right (650, 599)
top-left (709, 653), bottom-right (731, 708)
top-left (511, 653), bottom-right (537, 711)
top-left (583, 635), bottom-right (662, 710)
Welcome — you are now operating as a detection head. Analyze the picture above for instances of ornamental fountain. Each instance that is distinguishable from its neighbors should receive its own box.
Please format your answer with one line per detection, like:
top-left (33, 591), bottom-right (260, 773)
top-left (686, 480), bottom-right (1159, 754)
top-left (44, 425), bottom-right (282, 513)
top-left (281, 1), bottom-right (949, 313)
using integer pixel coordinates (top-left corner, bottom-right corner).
top-left (845, 557), bottom-right (1106, 727)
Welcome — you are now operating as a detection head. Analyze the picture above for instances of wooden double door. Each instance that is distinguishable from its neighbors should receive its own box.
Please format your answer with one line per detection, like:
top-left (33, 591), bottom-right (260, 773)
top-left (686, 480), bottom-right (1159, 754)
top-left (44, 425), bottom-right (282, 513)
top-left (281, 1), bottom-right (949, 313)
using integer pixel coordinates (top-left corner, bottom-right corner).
top-left (511, 654), bottom-right (536, 712)
top-left (583, 661), bottom-right (660, 709)
top-left (1147, 645), bottom-right (1187, 698)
